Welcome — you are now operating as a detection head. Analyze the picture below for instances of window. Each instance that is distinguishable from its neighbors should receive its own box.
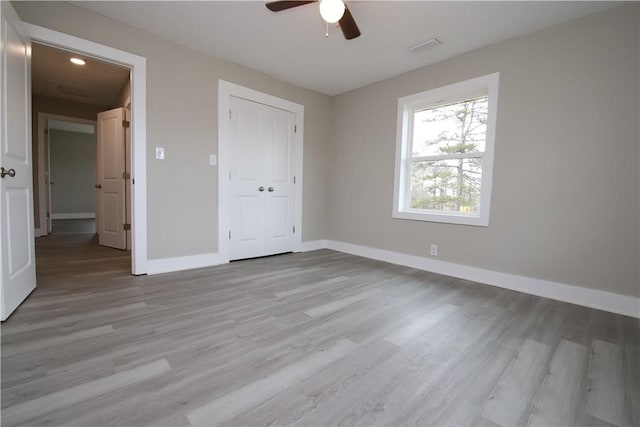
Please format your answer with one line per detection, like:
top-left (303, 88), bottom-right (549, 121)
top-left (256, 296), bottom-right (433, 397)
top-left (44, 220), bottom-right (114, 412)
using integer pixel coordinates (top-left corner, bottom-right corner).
top-left (393, 73), bottom-right (499, 226)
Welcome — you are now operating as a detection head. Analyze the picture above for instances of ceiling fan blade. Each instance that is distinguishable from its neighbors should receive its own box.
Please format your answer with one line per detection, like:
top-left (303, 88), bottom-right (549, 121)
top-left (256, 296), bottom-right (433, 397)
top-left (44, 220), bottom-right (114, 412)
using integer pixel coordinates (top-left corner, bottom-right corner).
top-left (338, 5), bottom-right (360, 40)
top-left (266, 1), bottom-right (316, 12)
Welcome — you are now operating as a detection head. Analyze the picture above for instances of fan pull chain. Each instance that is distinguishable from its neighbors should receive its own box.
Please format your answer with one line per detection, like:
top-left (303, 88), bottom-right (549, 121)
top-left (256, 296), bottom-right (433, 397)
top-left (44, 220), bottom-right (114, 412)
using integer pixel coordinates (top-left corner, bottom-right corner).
top-left (325, 21), bottom-right (329, 38)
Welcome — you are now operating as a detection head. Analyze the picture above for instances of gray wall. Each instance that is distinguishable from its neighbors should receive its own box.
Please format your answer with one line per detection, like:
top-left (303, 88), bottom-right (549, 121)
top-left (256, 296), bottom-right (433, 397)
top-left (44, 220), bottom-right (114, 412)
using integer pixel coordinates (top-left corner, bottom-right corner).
top-left (328, 4), bottom-right (639, 298)
top-left (49, 129), bottom-right (96, 215)
top-left (15, 1), bottom-right (331, 260)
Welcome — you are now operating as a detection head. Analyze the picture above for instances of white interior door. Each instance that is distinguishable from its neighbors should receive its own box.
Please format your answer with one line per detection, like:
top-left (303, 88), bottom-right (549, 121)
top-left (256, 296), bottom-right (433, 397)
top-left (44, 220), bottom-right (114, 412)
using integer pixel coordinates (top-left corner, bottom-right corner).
top-left (96, 107), bottom-right (126, 250)
top-left (229, 96), bottom-right (295, 260)
top-left (0, 1), bottom-right (36, 321)
top-left (124, 102), bottom-right (131, 250)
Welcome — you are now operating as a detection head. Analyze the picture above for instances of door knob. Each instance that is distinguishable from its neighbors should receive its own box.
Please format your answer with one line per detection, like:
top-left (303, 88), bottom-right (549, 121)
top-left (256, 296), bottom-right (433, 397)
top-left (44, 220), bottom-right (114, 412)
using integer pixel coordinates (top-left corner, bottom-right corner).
top-left (268, 187), bottom-right (275, 192)
top-left (258, 186), bottom-right (265, 192)
top-left (95, 184), bottom-right (102, 189)
top-left (1, 167), bottom-right (16, 178)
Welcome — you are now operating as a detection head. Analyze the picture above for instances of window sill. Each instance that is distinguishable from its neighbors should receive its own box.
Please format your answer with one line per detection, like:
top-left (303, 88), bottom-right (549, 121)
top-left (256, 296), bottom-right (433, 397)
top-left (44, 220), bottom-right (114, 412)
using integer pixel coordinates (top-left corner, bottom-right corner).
top-left (392, 210), bottom-right (489, 227)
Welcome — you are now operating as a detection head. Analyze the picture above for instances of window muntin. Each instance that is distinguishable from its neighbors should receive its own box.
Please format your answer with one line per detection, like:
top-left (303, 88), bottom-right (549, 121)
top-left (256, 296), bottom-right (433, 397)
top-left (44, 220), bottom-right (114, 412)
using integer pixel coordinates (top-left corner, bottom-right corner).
top-left (393, 73), bottom-right (498, 226)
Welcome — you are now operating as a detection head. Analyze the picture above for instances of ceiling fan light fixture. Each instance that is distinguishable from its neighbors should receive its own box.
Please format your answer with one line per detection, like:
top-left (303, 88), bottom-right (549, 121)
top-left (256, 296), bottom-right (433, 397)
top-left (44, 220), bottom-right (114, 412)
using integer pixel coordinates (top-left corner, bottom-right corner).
top-left (319, 0), bottom-right (345, 24)
top-left (70, 57), bottom-right (86, 66)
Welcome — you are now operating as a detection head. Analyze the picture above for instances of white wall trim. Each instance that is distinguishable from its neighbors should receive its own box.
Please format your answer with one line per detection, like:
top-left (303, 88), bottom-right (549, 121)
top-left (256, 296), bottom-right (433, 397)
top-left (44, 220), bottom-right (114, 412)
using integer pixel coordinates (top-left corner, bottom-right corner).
top-left (393, 72), bottom-right (499, 227)
top-left (138, 236), bottom-right (639, 317)
top-left (301, 240), bottom-right (328, 252)
top-left (218, 80), bottom-right (304, 263)
top-left (51, 213), bottom-right (95, 220)
top-left (146, 253), bottom-right (225, 275)
top-left (304, 239), bottom-right (639, 318)
top-left (26, 23), bottom-right (148, 275)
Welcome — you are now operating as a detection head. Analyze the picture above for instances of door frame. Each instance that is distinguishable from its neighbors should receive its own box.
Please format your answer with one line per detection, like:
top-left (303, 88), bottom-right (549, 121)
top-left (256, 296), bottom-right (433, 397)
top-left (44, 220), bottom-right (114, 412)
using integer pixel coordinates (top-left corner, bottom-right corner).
top-left (25, 23), bottom-right (148, 275)
top-left (218, 80), bottom-right (304, 263)
top-left (36, 113), bottom-right (96, 236)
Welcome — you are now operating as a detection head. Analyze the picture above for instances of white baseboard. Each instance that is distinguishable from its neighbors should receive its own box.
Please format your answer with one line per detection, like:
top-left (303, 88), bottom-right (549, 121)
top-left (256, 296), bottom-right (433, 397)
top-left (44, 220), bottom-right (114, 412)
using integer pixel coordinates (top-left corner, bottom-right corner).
top-left (147, 252), bottom-right (226, 275)
top-left (301, 240), bottom-right (328, 252)
top-left (142, 239), bottom-right (639, 318)
top-left (51, 213), bottom-right (96, 220)
top-left (305, 239), bottom-right (638, 319)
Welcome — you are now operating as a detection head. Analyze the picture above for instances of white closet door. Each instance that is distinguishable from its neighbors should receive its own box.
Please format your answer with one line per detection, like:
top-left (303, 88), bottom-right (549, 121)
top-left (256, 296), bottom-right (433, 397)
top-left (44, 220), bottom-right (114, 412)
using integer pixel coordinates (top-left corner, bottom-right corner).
top-left (229, 96), bottom-right (295, 260)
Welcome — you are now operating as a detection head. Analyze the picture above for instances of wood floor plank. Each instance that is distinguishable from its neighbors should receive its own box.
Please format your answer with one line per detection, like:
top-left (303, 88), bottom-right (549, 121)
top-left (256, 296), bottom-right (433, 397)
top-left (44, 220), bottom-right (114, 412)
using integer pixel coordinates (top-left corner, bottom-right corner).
top-left (1, 358), bottom-right (171, 426)
top-left (481, 339), bottom-right (551, 426)
top-left (303, 287), bottom-right (384, 317)
top-left (186, 338), bottom-right (358, 426)
top-left (1, 302), bottom-right (146, 335)
top-left (384, 303), bottom-right (458, 346)
top-left (585, 339), bottom-right (629, 426)
top-left (528, 339), bottom-right (588, 426)
top-left (274, 275), bottom-right (349, 297)
top-left (223, 340), bottom-right (401, 426)
top-left (1, 325), bottom-right (114, 357)
top-left (624, 342), bottom-right (640, 427)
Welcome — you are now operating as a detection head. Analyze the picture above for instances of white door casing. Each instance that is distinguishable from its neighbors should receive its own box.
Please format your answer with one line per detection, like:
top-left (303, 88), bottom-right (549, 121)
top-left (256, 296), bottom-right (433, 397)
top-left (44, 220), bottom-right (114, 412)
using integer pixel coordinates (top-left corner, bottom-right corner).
top-left (0, 1), bottom-right (36, 320)
top-left (26, 23), bottom-right (147, 274)
top-left (218, 80), bottom-right (304, 263)
top-left (229, 97), bottom-right (295, 260)
top-left (36, 114), bottom-right (96, 236)
top-left (97, 107), bottom-right (126, 250)
top-left (46, 127), bottom-right (52, 233)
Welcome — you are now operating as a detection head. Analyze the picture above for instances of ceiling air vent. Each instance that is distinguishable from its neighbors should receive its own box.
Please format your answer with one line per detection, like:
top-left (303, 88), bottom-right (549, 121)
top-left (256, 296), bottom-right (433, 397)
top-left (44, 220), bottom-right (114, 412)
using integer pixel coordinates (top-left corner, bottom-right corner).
top-left (408, 37), bottom-right (441, 53)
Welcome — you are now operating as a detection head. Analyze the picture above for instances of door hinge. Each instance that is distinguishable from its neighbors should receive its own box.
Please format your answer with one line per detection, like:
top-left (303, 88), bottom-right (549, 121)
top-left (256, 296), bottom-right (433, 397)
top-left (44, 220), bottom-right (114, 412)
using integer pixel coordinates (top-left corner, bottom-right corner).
top-left (293, 226), bottom-right (296, 234)
top-left (123, 171), bottom-right (131, 180)
top-left (44, 128), bottom-right (49, 135)
top-left (46, 211), bottom-right (50, 218)
top-left (293, 176), bottom-right (296, 184)
top-left (123, 223), bottom-right (131, 231)
top-left (294, 125), bottom-right (297, 133)
top-left (122, 120), bottom-right (130, 128)
top-left (229, 109), bottom-right (232, 119)
top-left (229, 231), bottom-right (231, 240)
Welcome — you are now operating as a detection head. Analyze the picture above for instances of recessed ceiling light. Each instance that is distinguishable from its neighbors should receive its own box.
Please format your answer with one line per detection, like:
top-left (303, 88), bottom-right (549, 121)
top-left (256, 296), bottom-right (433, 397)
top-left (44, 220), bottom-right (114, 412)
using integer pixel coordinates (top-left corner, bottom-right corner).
top-left (70, 58), bottom-right (86, 66)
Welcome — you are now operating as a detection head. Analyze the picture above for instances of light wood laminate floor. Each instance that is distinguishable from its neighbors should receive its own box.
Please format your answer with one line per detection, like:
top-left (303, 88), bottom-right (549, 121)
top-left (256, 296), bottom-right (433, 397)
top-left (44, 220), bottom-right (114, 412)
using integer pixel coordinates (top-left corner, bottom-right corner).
top-left (1, 234), bottom-right (638, 426)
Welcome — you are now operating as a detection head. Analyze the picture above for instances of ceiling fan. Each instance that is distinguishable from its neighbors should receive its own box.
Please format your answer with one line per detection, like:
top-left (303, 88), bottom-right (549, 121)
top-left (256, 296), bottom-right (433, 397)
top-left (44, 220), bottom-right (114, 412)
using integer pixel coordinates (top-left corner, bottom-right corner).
top-left (266, 0), bottom-right (361, 40)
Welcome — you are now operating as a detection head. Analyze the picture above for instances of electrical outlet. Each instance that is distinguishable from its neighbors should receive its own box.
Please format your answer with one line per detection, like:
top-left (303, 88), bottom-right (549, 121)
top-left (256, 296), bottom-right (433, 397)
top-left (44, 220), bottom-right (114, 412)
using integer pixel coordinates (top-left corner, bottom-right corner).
top-left (430, 243), bottom-right (438, 257)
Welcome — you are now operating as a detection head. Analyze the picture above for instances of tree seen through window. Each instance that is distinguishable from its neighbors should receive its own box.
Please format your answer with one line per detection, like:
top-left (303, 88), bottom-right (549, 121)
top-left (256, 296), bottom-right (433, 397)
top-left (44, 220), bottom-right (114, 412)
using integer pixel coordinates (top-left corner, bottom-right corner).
top-left (409, 96), bottom-right (488, 213)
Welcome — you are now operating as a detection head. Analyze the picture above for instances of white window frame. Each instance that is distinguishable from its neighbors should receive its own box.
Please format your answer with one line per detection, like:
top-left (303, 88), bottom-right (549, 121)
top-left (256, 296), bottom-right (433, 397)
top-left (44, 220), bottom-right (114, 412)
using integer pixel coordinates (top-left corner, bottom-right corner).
top-left (393, 73), bottom-right (499, 227)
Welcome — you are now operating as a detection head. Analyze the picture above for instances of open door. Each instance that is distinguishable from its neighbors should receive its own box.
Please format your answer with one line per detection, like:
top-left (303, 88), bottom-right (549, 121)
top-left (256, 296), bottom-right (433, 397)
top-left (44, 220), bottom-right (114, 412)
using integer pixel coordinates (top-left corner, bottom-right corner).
top-left (0, 1), bottom-right (36, 320)
top-left (96, 107), bottom-right (126, 250)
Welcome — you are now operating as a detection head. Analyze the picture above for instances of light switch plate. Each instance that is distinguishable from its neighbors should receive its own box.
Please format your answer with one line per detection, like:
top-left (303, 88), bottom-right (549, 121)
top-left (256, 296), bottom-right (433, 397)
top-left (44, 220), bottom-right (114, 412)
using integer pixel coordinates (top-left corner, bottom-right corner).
top-left (209, 154), bottom-right (217, 166)
top-left (155, 147), bottom-right (165, 160)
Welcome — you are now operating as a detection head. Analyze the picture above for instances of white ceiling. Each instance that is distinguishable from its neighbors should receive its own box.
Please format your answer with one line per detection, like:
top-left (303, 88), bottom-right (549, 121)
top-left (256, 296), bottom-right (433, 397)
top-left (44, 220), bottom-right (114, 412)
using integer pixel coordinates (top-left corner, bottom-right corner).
top-left (73, 1), bottom-right (622, 96)
top-left (32, 42), bottom-right (130, 106)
